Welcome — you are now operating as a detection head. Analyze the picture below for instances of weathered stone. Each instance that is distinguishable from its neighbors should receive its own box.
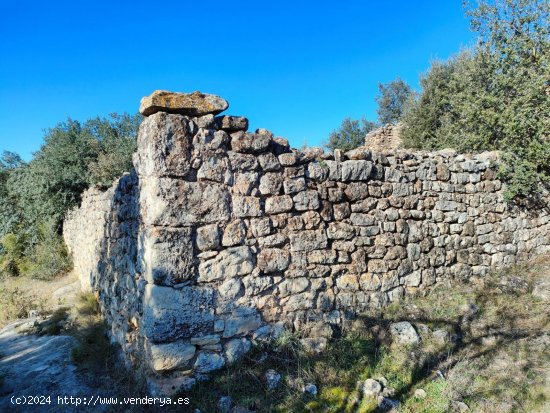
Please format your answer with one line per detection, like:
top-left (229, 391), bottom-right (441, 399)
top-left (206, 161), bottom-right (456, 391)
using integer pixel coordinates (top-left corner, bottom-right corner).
top-left (194, 351), bottom-right (225, 373)
top-left (190, 334), bottom-right (220, 346)
top-left (198, 246), bottom-right (254, 282)
top-left (143, 226), bottom-right (195, 285)
top-left (219, 278), bottom-right (243, 299)
top-left (279, 153), bottom-right (297, 166)
top-left (232, 196), bottom-right (261, 218)
top-left (215, 115), bottom-right (249, 132)
top-left (228, 152), bottom-right (258, 171)
top-left (143, 284), bottom-right (215, 342)
top-left (283, 177), bottom-right (306, 194)
top-left (231, 131), bottom-right (271, 153)
top-left (136, 112), bottom-right (193, 178)
top-left (223, 308), bottom-right (262, 338)
top-left (224, 338), bottom-right (251, 363)
top-left (222, 220), bottom-right (246, 246)
top-left (196, 224), bottom-right (220, 251)
top-left (141, 177), bottom-right (230, 226)
top-left (327, 222), bottom-right (355, 240)
top-left (390, 321), bottom-right (420, 345)
top-left (341, 160), bottom-right (373, 181)
top-left (257, 248), bottom-right (290, 273)
top-left (290, 229), bottom-right (328, 252)
top-left (197, 155), bottom-right (230, 183)
top-left (279, 277), bottom-right (310, 297)
top-left (140, 90), bottom-right (228, 117)
top-left (293, 190), bottom-right (320, 211)
top-left (259, 173), bottom-right (283, 195)
top-left (265, 195), bottom-right (293, 214)
top-left (148, 340), bottom-right (196, 372)
top-left (250, 217), bottom-right (271, 237)
top-left (258, 153), bottom-right (281, 171)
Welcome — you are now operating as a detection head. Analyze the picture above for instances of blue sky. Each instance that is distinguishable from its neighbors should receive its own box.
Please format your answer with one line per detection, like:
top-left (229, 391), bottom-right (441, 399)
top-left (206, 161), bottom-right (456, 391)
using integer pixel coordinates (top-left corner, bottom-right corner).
top-left (0, 0), bottom-right (474, 160)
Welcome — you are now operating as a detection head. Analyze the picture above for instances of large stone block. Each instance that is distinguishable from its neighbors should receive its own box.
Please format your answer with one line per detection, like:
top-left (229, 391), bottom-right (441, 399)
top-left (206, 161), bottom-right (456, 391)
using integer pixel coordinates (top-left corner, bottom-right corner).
top-left (341, 160), bottom-right (373, 181)
top-left (223, 307), bottom-right (263, 338)
top-left (148, 340), bottom-right (196, 372)
top-left (141, 177), bottom-right (230, 226)
top-left (143, 284), bottom-right (215, 342)
top-left (139, 90), bottom-right (229, 116)
top-left (198, 246), bottom-right (254, 282)
top-left (142, 226), bottom-right (195, 285)
top-left (136, 112), bottom-right (192, 178)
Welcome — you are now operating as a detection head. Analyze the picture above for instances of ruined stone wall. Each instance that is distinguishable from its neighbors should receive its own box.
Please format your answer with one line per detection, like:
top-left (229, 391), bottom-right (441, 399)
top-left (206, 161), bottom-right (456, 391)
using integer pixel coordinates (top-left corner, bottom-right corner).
top-left (63, 172), bottom-right (143, 362)
top-left (64, 92), bottom-right (550, 394)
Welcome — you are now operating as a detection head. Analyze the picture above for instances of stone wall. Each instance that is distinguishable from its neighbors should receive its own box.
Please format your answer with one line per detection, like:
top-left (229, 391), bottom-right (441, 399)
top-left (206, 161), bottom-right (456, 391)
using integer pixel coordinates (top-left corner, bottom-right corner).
top-left (63, 91), bottom-right (550, 394)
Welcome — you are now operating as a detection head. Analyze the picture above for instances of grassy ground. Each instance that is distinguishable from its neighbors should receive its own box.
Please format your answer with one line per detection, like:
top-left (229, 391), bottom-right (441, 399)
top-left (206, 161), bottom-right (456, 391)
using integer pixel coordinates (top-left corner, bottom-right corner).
top-left (186, 256), bottom-right (550, 412)
top-left (1, 257), bottom-right (548, 412)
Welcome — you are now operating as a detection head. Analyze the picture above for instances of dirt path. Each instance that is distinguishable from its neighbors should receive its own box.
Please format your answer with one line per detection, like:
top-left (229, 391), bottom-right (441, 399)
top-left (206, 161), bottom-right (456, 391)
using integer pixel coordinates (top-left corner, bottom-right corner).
top-left (0, 276), bottom-right (113, 412)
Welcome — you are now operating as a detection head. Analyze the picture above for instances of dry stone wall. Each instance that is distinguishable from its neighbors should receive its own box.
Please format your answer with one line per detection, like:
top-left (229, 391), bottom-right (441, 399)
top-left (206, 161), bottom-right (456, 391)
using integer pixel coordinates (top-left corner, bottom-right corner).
top-left (63, 91), bottom-right (550, 394)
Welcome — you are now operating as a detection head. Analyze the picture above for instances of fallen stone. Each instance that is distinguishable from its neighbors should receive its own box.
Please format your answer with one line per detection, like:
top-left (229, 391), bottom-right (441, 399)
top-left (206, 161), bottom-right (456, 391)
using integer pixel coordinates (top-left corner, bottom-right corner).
top-left (224, 338), bottom-right (251, 363)
top-left (140, 90), bottom-right (228, 116)
top-left (218, 396), bottom-right (233, 413)
top-left (390, 321), bottom-right (420, 345)
top-left (414, 388), bottom-right (427, 399)
top-left (451, 400), bottom-right (470, 412)
top-left (265, 369), bottom-right (282, 390)
top-left (363, 378), bottom-right (382, 397)
top-left (303, 383), bottom-right (318, 396)
top-left (300, 337), bottom-right (327, 353)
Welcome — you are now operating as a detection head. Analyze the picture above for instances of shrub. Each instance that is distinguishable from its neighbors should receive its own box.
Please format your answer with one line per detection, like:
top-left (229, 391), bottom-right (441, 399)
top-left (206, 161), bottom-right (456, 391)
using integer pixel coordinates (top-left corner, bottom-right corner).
top-left (0, 286), bottom-right (43, 325)
top-left (376, 77), bottom-right (412, 124)
top-left (327, 118), bottom-right (378, 152)
top-left (401, 0), bottom-right (549, 200)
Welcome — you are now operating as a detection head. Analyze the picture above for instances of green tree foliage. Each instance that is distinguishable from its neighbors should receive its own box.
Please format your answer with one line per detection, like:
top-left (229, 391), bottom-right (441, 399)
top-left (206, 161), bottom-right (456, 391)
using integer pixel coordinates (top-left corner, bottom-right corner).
top-left (402, 0), bottom-right (549, 199)
top-left (376, 77), bottom-right (412, 124)
top-left (0, 113), bottom-right (140, 279)
top-left (327, 118), bottom-right (378, 152)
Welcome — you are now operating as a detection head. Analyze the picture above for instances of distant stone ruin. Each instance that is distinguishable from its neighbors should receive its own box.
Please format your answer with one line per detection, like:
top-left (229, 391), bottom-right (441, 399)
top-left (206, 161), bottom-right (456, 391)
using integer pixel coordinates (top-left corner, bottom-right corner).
top-left (363, 123), bottom-right (403, 153)
top-left (63, 90), bottom-right (550, 395)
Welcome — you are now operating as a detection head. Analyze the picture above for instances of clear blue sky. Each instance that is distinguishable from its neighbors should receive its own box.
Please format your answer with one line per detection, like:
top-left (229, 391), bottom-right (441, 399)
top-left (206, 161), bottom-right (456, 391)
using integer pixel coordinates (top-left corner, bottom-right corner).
top-left (0, 0), bottom-right (474, 160)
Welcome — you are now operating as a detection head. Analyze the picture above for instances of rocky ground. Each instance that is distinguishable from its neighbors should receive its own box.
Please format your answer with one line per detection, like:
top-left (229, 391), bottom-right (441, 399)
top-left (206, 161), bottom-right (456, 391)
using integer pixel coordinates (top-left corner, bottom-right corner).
top-left (0, 276), bottom-right (115, 412)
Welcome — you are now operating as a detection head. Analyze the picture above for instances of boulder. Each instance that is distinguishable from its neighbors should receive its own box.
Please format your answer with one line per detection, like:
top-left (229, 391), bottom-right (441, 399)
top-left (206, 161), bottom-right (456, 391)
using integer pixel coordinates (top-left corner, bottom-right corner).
top-left (363, 378), bottom-right (382, 397)
top-left (224, 338), bottom-right (251, 363)
top-left (390, 321), bottom-right (420, 345)
top-left (140, 90), bottom-right (228, 116)
top-left (265, 369), bottom-right (282, 390)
